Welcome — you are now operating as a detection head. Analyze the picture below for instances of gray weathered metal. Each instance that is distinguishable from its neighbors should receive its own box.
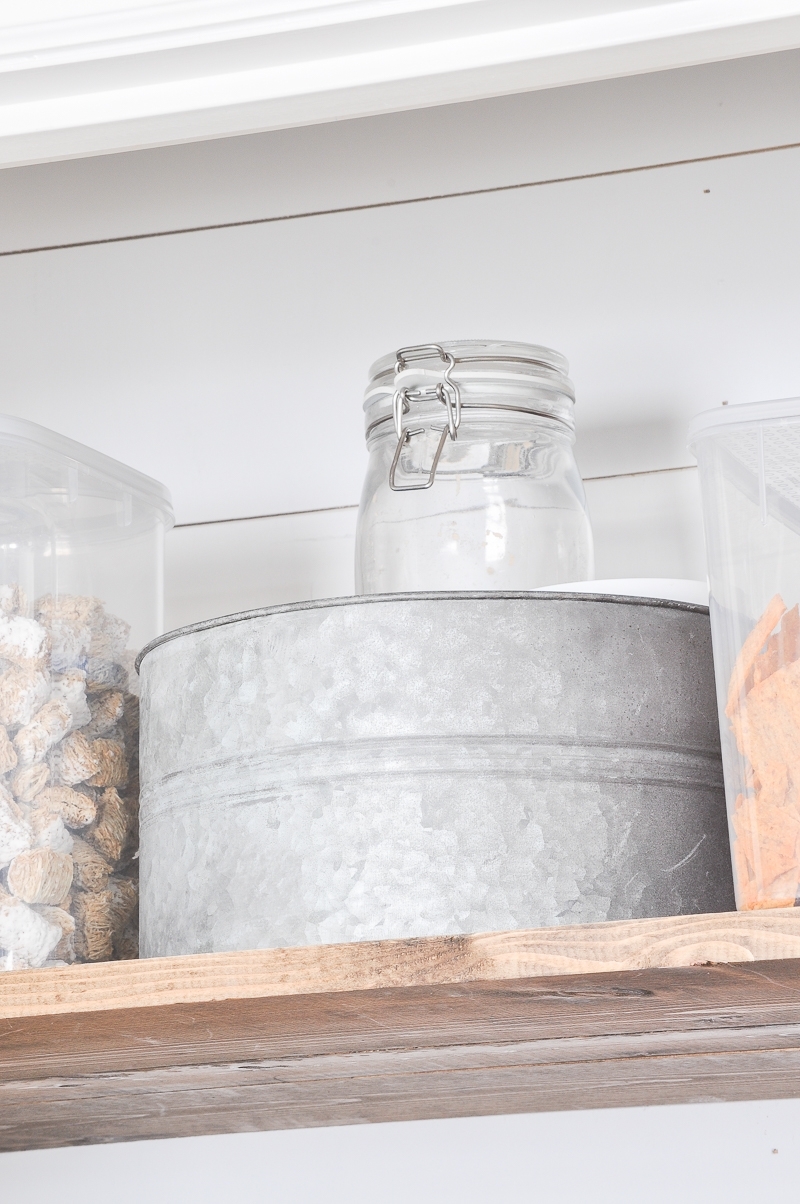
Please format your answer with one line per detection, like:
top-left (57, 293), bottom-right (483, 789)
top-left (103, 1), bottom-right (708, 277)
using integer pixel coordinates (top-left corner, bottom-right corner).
top-left (137, 592), bottom-right (734, 957)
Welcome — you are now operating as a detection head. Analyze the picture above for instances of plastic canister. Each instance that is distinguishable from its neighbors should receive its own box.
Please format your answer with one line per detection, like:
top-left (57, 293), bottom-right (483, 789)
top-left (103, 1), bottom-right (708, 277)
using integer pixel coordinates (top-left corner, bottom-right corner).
top-left (0, 416), bottom-right (173, 968)
top-left (690, 398), bottom-right (800, 910)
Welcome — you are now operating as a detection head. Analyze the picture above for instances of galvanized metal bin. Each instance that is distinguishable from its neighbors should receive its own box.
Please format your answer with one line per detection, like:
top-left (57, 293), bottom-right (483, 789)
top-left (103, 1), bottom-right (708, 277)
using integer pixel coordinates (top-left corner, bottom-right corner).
top-left (137, 593), bottom-right (734, 957)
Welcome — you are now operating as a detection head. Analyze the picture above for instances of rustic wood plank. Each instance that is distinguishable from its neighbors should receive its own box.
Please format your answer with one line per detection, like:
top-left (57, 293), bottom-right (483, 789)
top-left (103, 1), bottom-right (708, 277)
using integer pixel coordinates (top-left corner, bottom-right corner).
top-left (3, 961), bottom-right (800, 1150)
top-left (7, 1028), bottom-right (800, 1150)
top-left (3, 908), bottom-right (800, 1020)
top-left (4, 915), bottom-right (800, 1152)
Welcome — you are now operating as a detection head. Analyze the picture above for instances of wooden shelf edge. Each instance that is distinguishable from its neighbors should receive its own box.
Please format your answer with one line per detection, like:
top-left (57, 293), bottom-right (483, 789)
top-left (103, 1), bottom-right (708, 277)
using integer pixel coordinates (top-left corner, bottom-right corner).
top-left (3, 908), bottom-right (800, 1019)
top-left (4, 915), bottom-right (800, 1151)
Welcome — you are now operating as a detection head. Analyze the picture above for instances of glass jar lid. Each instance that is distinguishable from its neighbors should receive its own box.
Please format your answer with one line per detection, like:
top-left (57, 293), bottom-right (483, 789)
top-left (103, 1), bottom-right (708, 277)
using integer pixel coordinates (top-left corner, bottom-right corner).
top-left (363, 339), bottom-right (576, 440)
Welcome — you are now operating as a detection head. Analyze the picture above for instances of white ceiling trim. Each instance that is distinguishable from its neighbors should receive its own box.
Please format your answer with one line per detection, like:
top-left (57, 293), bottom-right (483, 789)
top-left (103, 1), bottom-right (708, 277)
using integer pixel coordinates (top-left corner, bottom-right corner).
top-left (0, 1), bottom-right (471, 63)
top-left (1, 0), bottom-right (800, 168)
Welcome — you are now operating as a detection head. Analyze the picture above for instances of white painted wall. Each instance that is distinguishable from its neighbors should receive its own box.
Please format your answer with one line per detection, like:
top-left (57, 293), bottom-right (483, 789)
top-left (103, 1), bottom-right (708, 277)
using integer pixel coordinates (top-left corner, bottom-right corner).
top-left (5, 1099), bottom-right (800, 1203)
top-left (2, 51), bottom-right (799, 529)
top-left (1, 144), bottom-right (799, 524)
top-left (164, 466), bottom-right (706, 629)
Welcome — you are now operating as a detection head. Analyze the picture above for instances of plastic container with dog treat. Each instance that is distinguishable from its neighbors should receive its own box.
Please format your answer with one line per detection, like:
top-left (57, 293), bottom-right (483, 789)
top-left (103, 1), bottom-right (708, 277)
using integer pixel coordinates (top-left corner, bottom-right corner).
top-left (690, 398), bottom-right (800, 909)
top-left (0, 416), bottom-right (173, 967)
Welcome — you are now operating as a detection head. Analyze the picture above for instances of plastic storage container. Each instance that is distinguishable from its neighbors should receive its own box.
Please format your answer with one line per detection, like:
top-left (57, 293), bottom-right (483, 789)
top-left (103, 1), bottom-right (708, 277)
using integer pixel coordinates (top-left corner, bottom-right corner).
top-left (356, 341), bottom-right (594, 592)
top-left (0, 416), bottom-right (173, 968)
top-left (690, 398), bottom-right (800, 910)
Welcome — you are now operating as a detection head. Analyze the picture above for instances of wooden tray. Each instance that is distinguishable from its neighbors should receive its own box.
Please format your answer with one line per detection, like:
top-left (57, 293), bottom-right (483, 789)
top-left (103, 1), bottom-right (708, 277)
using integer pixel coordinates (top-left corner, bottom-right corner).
top-left (4, 909), bottom-right (800, 1152)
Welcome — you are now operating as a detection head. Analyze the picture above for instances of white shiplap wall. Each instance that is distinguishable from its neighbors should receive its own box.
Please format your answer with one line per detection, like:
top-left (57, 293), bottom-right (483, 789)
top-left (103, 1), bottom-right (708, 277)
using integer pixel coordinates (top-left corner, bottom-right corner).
top-left (164, 467), bottom-right (706, 629)
top-left (1, 50), bottom-right (799, 526)
top-left (1, 143), bottom-right (800, 524)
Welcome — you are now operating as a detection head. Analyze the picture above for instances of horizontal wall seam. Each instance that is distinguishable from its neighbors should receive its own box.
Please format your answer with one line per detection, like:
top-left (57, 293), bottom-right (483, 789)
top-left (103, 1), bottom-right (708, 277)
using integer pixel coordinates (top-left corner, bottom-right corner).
top-left (584, 464), bottom-right (696, 484)
top-left (2, 139), bottom-right (799, 259)
top-left (173, 465), bottom-right (697, 528)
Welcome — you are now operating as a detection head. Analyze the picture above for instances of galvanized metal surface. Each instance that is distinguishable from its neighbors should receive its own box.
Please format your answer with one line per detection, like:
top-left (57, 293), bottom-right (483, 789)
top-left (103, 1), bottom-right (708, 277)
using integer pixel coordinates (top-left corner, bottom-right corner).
top-left (138, 593), bottom-right (734, 957)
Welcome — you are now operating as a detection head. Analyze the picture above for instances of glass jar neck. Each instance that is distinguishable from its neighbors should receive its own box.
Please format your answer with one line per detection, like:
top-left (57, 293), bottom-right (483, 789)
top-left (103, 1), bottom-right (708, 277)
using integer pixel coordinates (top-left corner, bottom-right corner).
top-left (366, 403), bottom-right (573, 449)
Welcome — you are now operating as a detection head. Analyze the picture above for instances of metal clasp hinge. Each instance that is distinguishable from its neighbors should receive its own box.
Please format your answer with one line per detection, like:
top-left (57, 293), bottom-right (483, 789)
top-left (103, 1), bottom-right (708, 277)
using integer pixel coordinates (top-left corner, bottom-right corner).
top-left (389, 344), bottom-right (461, 492)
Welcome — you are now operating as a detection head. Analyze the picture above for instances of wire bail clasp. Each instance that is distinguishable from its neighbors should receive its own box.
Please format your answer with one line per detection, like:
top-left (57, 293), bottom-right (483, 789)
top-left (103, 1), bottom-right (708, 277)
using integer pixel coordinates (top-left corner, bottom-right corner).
top-left (389, 344), bottom-right (462, 492)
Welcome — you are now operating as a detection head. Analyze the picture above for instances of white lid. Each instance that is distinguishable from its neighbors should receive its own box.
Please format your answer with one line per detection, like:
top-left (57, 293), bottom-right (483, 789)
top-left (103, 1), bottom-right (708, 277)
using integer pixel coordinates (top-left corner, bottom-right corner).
top-left (534, 578), bottom-right (709, 606)
top-left (0, 414), bottom-right (173, 521)
top-left (688, 397), bottom-right (800, 448)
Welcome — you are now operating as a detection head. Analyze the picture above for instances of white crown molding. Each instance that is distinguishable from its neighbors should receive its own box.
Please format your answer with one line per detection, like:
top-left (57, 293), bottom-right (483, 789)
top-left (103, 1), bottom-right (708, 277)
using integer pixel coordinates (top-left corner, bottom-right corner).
top-left (1, 0), bottom-right (800, 167)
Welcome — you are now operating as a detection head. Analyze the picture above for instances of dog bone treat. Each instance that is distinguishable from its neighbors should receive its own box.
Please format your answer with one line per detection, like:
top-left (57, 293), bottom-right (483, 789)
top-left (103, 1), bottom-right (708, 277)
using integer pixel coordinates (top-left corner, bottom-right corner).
top-left (0, 590), bottom-right (141, 968)
top-left (71, 835), bottom-right (114, 894)
top-left (88, 739), bottom-right (128, 789)
top-left (89, 612), bottom-right (130, 663)
top-left (11, 762), bottom-right (49, 803)
top-left (88, 788), bottom-right (132, 864)
top-left (50, 670), bottom-right (92, 730)
top-left (49, 730), bottom-right (100, 786)
top-left (0, 666), bottom-right (50, 728)
top-left (72, 889), bottom-right (115, 961)
top-left (36, 785), bottom-right (97, 829)
top-left (29, 807), bottom-right (74, 854)
top-left (35, 594), bottom-right (100, 674)
top-left (37, 904), bottom-right (76, 962)
top-left (0, 725), bottom-right (17, 775)
top-left (86, 659), bottom-right (130, 692)
top-left (0, 886), bottom-right (62, 968)
top-left (85, 691), bottom-right (125, 738)
top-left (0, 614), bottom-right (49, 669)
top-left (0, 585), bottom-right (25, 617)
top-left (14, 699), bottom-right (72, 765)
top-left (0, 788), bottom-right (32, 868)
top-left (73, 874), bottom-right (138, 962)
top-left (7, 848), bottom-right (74, 905)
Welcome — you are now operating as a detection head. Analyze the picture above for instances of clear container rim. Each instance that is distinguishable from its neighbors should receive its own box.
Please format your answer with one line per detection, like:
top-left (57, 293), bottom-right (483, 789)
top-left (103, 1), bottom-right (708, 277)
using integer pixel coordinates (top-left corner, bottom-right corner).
top-left (0, 413), bottom-right (174, 524)
top-left (688, 396), bottom-right (800, 450)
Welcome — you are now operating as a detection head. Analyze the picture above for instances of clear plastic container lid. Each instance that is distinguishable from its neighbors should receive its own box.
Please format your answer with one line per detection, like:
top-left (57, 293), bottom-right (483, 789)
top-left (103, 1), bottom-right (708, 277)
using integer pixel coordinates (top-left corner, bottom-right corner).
top-left (689, 398), bottom-right (800, 539)
top-left (689, 396), bottom-right (800, 441)
top-left (0, 415), bottom-right (173, 530)
top-left (0, 415), bottom-right (173, 650)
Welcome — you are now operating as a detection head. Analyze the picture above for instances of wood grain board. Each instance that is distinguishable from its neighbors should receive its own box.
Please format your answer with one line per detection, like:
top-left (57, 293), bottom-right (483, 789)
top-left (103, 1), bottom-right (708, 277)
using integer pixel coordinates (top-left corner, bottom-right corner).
top-left (4, 910), bottom-right (800, 1152)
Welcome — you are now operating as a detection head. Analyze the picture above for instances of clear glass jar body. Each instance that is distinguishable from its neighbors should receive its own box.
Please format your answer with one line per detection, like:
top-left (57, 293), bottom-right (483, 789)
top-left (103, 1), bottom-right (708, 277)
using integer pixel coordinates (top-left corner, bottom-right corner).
top-left (691, 399), bottom-right (800, 911)
top-left (356, 342), bottom-right (594, 593)
top-left (0, 417), bottom-right (172, 969)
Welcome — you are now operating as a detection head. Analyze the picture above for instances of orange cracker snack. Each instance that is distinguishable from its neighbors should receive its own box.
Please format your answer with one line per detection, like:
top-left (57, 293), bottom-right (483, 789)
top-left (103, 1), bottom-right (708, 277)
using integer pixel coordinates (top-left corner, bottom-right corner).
top-left (729, 598), bottom-right (800, 908)
top-left (726, 593), bottom-right (786, 717)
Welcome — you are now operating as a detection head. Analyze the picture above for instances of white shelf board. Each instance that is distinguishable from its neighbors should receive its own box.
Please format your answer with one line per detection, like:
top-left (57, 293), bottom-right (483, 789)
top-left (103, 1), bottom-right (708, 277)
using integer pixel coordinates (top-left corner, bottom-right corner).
top-left (2, 49), bottom-right (800, 255)
top-left (2, 0), bottom-right (800, 167)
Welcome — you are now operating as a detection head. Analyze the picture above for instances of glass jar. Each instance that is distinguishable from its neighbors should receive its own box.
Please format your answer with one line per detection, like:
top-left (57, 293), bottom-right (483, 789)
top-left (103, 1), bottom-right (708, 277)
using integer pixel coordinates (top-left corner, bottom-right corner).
top-left (0, 416), bottom-right (173, 969)
top-left (690, 398), bottom-right (800, 910)
top-left (355, 340), bottom-right (594, 593)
